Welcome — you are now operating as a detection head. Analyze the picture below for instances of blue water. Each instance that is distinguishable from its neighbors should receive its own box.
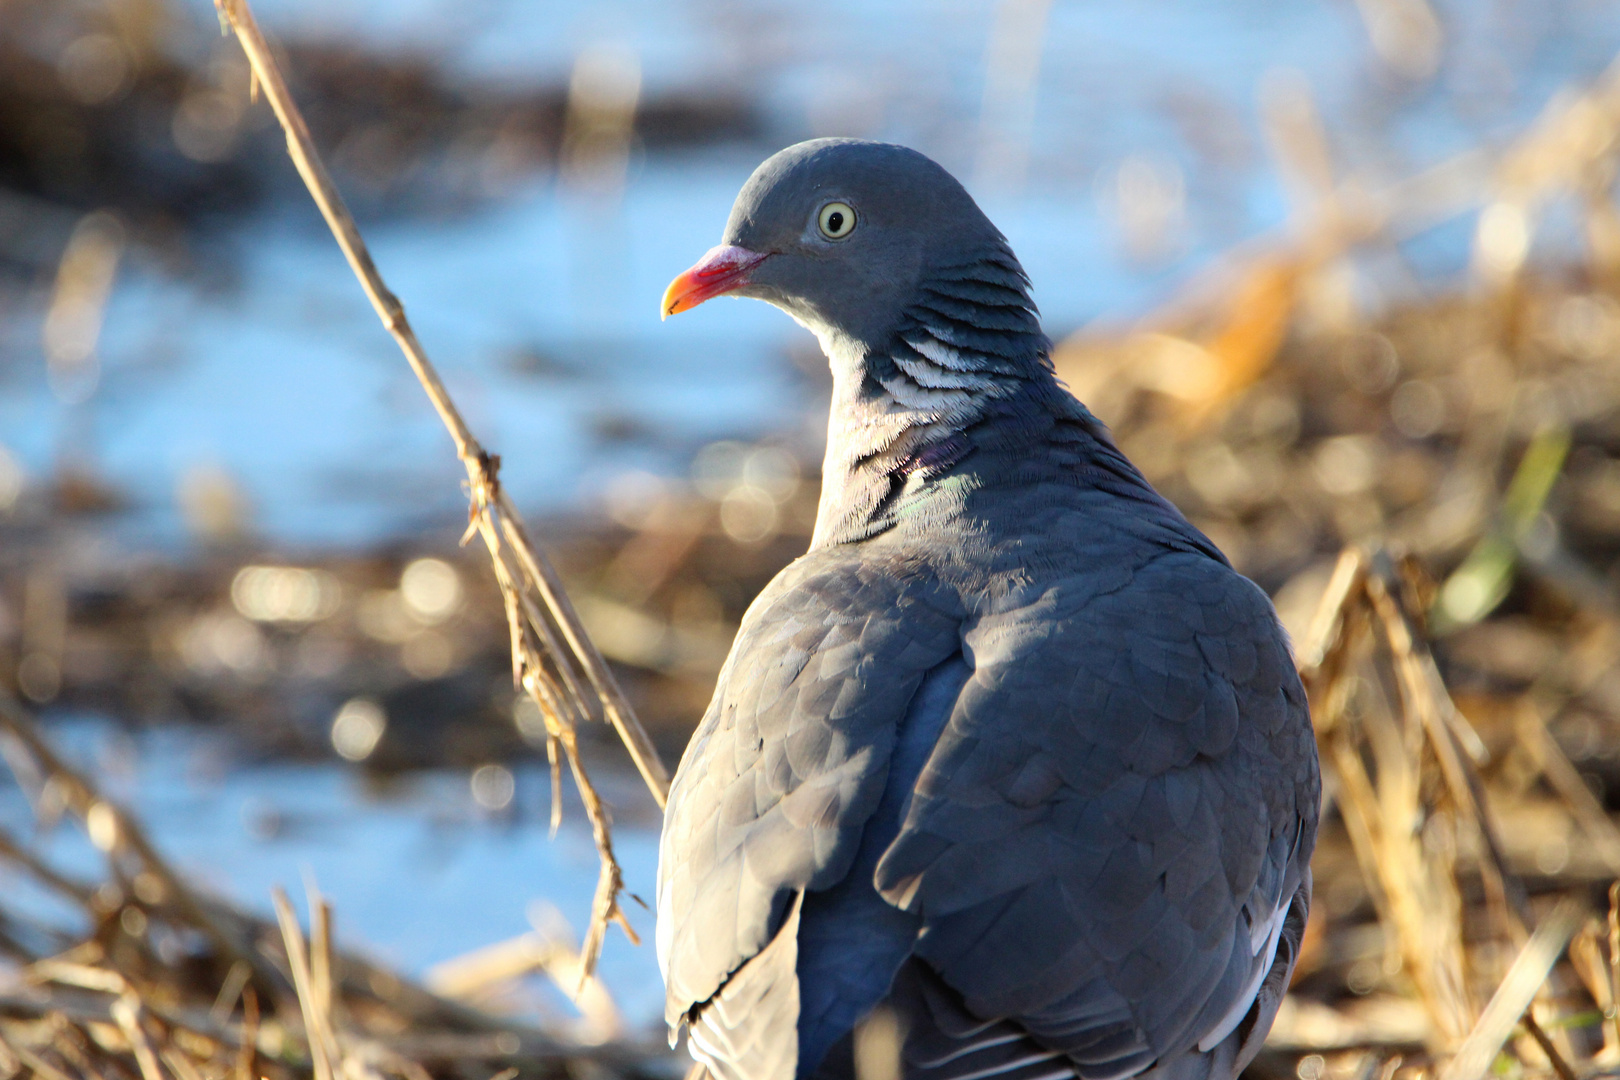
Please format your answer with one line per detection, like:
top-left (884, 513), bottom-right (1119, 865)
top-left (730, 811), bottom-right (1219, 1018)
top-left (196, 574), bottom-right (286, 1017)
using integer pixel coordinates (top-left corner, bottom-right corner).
top-left (3, 0), bottom-right (1616, 547)
top-left (0, 718), bottom-right (671, 1036)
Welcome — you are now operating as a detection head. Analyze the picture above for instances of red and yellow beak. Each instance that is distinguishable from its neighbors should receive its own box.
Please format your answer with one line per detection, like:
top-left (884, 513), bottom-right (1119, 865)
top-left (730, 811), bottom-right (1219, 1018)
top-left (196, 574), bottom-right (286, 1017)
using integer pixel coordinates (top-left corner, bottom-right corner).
top-left (661, 245), bottom-right (769, 320)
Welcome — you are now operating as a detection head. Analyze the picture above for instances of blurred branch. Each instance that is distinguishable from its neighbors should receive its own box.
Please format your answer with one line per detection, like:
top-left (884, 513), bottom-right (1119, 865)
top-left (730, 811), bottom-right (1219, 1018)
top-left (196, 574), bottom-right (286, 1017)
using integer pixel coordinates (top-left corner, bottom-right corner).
top-left (1515, 703), bottom-right (1620, 877)
top-left (425, 909), bottom-right (624, 1044)
top-left (210, 0), bottom-right (671, 977)
top-left (974, 0), bottom-right (1053, 195)
top-left (1353, 0), bottom-right (1442, 81)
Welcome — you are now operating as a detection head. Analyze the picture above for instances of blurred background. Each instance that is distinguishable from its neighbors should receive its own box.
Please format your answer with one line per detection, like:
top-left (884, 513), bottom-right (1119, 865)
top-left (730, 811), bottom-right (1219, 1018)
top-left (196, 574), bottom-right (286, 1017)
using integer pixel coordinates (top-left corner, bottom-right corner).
top-left (5, 0), bottom-right (1620, 1076)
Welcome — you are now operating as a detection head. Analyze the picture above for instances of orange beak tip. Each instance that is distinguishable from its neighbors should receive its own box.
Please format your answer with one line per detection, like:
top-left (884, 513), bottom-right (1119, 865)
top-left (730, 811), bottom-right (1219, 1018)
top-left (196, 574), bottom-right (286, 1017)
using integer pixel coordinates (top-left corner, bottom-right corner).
top-left (659, 245), bottom-right (767, 322)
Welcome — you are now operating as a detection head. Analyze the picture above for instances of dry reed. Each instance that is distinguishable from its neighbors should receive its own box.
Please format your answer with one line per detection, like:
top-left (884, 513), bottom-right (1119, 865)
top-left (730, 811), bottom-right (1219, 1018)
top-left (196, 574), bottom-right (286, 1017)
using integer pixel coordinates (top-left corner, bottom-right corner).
top-left (210, 0), bottom-right (670, 982)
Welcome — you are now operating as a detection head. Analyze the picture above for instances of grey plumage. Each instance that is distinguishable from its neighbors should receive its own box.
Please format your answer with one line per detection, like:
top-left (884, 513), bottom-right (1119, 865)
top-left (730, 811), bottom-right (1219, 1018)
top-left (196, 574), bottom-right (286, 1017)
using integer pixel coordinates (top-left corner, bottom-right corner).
top-left (657, 139), bottom-right (1319, 1080)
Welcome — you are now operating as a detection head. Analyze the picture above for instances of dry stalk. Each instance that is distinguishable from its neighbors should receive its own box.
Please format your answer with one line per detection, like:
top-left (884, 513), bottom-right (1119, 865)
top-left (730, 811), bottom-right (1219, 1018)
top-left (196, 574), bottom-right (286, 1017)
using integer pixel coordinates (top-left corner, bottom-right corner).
top-left (1568, 922), bottom-right (1618, 1061)
top-left (1295, 548), bottom-right (1474, 1041)
top-left (1364, 554), bottom-right (1532, 941)
top-left (236, 987), bottom-right (259, 1080)
top-left (306, 882), bottom-right (335, 1037)
top-left (425, 919), bottom-right (623, 1040)
top-left (110, 995), bottom-right (168, 1080)
top-left (42, 1018), bottom-right (104, 1080)
top-left (0, 820), bottom-right (93, 904)
top-left (3, 1039), bottom-right (74, 1080)
top-left (1515, 702), bottom-right (1620, 875)
top-left (0, 1032), bottom-right (20, 1080)
top-left (211, 962), bottom-right (253, 1028)
top-left (210, 0), bottom-right (672, 975)
top-left (1518, 1011), bottom-right (1578, 1080)
top-left (1296, 545), bottom-right (1368, 688)
top-left (1607, 883), bottom-right (1620, 1056)
top-left (1294, 544), bottom-right (1609, 1072)
top-left (1436, 898), bottom-right (1585, 1080)
top-left (160, 1046), bottom-right (209, 1080)
top-left (272, 887), bottom-right (336, 1080)
top-left (1331, 683), bottom-right (1473, 1042)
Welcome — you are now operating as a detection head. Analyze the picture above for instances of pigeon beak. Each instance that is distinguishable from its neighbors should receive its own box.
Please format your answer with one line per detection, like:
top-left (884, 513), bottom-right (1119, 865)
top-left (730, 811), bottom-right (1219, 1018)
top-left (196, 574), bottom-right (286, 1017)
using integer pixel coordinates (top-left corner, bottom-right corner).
top-left (661, 245), bottom-right (770, 320)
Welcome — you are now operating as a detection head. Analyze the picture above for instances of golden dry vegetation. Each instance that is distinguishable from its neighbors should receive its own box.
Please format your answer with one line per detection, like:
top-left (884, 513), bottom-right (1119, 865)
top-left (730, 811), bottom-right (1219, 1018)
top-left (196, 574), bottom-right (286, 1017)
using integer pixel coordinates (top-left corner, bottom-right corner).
top-left (7, 3), bottom-right (1620, 1080)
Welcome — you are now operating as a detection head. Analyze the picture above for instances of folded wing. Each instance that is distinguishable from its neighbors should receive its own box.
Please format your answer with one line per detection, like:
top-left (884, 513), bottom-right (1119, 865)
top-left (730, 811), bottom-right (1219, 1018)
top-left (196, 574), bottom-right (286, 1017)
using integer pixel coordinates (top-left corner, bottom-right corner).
top-left (657, 550), bottom-right (965, 1080)
top-left (877, 551), bottom-right (1318, 1079)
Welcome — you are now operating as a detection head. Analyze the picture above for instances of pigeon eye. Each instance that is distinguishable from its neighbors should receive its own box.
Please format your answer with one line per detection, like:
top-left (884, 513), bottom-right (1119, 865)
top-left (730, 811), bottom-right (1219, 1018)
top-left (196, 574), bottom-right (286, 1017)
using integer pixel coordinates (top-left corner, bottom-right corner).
top-left (817, 202), bottom-right (856, 240)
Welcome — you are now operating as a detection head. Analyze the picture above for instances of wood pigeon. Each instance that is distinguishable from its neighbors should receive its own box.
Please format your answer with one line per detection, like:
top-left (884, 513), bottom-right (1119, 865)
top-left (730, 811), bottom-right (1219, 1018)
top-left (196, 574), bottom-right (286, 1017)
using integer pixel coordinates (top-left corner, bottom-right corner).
top-left (656, 138), bottom-right (1318, 1080)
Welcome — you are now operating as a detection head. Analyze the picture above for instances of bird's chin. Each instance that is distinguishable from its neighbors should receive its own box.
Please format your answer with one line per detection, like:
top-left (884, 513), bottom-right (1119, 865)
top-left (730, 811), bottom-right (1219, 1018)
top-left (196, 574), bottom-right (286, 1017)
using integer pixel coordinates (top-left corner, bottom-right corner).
top-left (661, 245), bottom-right (771, 319)
top-left (767, 295), bottom-right (835, 338)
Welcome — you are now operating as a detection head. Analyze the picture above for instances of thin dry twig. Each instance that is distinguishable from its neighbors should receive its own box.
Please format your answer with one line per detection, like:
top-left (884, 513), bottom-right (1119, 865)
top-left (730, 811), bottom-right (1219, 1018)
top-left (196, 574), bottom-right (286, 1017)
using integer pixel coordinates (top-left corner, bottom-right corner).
top-left (0, 821), bottom-right (93, 904)
top-left (1609, 883), bottom-right (1620, 1054)
top-left (4, 1040), bottom-right (74, 1080)
top-left (1365, 552), bottom-right (1531, 938)
top-left (235, 986), bottom-right (259, 1080)
top-left (210, 0), bottom-right (672, 975)
top-left (306, 880), bottom-right (335, 1038)
top-left (0, 1031), bottom-right (20, 1080)
top-left (161, 1045), bottom-right (208, 1080)
top-left (43, 1019), bottom-right (105, 1080)
top-left (1518, 1011), bottom-right (1578, 1080)
top-left (1288, 537), bottom-right (1616, 1071)
top-left (1295, 548), bottom-right (1477, 1041)
top-left (1568, 922), bottom-right (1618, 1060)
top-left (425, 917), bottom-right (623, 1042)
top-left (1297, 546), bottom-right (1369, 684)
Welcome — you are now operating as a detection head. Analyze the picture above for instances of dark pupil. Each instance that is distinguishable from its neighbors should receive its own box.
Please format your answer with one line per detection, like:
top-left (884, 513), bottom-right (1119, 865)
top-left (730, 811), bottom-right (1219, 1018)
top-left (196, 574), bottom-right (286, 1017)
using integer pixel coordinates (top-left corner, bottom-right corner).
top-left (827, 211), bottom-right (844, 233)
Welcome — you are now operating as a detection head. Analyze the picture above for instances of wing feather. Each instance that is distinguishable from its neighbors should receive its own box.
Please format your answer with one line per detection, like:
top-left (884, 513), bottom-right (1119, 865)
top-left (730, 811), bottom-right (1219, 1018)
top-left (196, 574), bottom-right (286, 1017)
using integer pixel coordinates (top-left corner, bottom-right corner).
top-left (876, 551), bottom-right (1318, 1074)
top-left (657, 549), bottom-right (964, 1053)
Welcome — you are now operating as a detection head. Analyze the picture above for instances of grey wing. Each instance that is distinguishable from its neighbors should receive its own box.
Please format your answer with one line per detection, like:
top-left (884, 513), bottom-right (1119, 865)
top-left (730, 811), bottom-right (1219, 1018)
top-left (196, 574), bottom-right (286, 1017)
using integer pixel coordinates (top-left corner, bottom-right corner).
top-left (875, 552), bottom-right (1319, 1080)
top-left (657, 550), bottom-right (963, 1077)
top-left (686, 893), bottom-right (805, 1080)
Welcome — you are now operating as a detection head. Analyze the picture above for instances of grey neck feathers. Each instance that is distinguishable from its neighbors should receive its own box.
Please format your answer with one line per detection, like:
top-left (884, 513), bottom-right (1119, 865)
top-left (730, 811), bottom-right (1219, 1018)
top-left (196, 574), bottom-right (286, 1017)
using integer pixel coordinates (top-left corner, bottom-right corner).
top-left (811, 246), bottom-right (1063, 549)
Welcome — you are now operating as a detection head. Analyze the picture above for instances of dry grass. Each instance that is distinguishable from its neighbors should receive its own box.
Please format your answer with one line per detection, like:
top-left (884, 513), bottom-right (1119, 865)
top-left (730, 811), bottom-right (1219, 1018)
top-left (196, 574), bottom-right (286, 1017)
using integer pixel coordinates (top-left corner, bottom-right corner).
top-left (1280, 548), bottom-right (1597, 1076)
top-left (0, 686), bottom-right (670, 1080)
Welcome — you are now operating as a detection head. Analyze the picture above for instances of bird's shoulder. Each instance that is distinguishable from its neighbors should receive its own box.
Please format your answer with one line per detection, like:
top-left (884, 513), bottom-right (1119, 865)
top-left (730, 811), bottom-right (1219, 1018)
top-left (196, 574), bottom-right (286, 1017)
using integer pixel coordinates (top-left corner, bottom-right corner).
top-left (671, 546), bottom-right (965, 803)
top-left (657, 546), bottom-right (964, 1026)
top-left (883, 548), bottom-right (1316, 901)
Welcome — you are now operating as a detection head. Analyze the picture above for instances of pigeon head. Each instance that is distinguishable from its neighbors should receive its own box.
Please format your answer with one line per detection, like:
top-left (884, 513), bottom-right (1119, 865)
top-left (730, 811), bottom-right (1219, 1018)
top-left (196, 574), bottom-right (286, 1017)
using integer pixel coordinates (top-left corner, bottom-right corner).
top-left (662, 139), bottom-right (1021, 349)
top-left (664, 139), bottom-right (1064, 548)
